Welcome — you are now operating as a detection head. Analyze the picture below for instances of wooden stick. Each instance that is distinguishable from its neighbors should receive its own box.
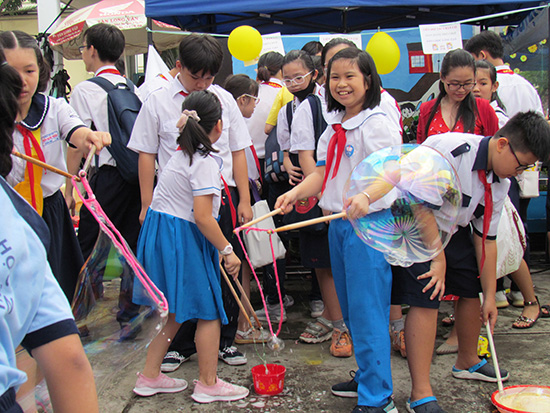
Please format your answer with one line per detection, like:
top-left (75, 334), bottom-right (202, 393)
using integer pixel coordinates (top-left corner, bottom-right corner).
top-left (479, 292), bottom-right (504, 393)
top-left (272, 211), bottom-right (346, 233)
top-left (82, 146), bottom-right (97, 175)
top-left (231, 270), bottom-right (263, 328)
top-left (12, 151), bottom-right (80, 182)
top-left (219, 264), bottom-right (255, 331)
top-left (236, 207), bottom-right (283, 231)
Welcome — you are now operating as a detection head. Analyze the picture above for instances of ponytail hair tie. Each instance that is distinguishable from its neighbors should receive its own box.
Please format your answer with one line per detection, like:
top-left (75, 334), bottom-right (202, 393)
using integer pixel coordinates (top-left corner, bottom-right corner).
top-left (0, 61), bottom-right (8, 68)
top-left (176, 110), bottom-right (201, 132)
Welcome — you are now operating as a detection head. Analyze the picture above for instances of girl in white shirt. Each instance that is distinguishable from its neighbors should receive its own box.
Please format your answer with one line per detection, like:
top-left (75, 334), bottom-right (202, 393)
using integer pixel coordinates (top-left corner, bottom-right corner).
top-left (276, 47), bottom-right (401, 412)
top-left (133, 91), bottom-right (248, 404)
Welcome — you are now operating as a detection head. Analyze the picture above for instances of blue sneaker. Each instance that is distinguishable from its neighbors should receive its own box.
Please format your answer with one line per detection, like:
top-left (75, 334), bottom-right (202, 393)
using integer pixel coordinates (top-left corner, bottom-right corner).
top-left (452, 359), bottom-right (509, 383)
top-left (352, 399), bottom-right (398, 412)
top-left (406, 396), bottom-right (446, 412)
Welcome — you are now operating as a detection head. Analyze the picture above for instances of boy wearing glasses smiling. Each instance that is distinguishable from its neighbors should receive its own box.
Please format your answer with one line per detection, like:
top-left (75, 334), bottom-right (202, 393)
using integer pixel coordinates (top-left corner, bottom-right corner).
top-left (417, 49), bottom-right (499, 144)
top-left (391, 111), bottom-right (550, 412)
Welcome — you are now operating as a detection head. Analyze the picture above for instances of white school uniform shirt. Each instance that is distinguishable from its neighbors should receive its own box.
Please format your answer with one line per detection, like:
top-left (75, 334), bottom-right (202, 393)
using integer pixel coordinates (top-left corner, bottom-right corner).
top-left (246, 78), bottom-right (283, 158)
top-left (150, 150), bottom-right (222, 223)
top-left (423, 133), bottom-right (510, 239)
top-left (138, 72), bottom-right (172, 100)
top-left (495, 65), bottom-right (544, 118)
top-left (316, 107), bottom-right (402, 213)
top-left (70, 65), bottom-right (142, 168)
top-left (290, 84), bottom-right (328, 152)
top-left (491, 100), bottom-right (509, 128)
top-left (128, 75), bottom-right (251, 186)
top-left (380, 89), bottom-right (404, 136)
top-left (8, 94), bottom-right (85, 197)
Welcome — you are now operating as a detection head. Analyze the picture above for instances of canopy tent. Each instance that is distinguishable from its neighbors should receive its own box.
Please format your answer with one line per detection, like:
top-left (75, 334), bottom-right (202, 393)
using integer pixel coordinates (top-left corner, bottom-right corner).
top-left (144, 1), bottom-right (547, 35)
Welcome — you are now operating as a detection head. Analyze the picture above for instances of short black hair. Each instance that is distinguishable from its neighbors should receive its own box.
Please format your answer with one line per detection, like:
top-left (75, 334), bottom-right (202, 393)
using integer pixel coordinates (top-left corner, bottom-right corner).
top-left (84, 23), bottom-right (125, 63)
top-left (178, 34), bottom-right (223, 76)
top-left (497, 111), bottom-right (550, 163)
top-left (301, 40), bottom-right (323, 56)
top-left (325, 47), bottom-right (381, 113)
top-left (464, 31), bottom-right (504, 60)
top-left (0, 30), bottom-right (50, 93)
top-left (321, 37), bottom-right (357, 66)
top-left (223, 74), bottom-right (258, 100)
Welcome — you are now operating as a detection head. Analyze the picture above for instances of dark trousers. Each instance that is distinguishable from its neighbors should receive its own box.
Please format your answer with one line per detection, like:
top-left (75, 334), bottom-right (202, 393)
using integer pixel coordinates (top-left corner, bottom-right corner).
top-left (78, 165), bottom-right (141, 322)
top-left (42, 190), bottom-right (84, 302)
top-left (0, 389), bottom-right (23, 413)
top-left (168, 186), bottom-right (243, 355)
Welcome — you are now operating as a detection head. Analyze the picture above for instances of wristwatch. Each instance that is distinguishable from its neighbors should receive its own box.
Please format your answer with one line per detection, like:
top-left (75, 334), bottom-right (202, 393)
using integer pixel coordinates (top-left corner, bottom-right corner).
top-left (219, 244), bottom-right (233, 256)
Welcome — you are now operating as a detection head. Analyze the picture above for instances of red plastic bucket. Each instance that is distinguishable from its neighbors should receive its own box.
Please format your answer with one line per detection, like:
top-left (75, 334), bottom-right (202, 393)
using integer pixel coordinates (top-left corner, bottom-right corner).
top-left (251, 363), bottom-right (286, 395)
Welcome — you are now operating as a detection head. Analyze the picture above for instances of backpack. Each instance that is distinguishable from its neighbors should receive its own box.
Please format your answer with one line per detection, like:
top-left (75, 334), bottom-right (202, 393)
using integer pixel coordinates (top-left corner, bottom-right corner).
top-left (87, 76), bottom-right (141, 183)
top-left (263, 94), bottom-right (326, 184)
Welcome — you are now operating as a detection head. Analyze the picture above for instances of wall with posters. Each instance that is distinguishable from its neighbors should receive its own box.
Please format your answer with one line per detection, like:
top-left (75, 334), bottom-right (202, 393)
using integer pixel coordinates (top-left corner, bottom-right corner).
top-left (233, 25), bottom-right (475, 141)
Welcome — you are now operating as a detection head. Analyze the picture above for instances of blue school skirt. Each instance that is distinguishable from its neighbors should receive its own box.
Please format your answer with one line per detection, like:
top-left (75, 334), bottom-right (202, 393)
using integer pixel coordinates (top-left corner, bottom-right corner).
top-left (135, 209), bottom-right (228, 325)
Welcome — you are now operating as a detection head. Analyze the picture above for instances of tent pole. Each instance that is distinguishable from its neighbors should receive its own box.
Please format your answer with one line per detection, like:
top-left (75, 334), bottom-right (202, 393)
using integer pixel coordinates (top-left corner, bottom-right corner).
top-left (547, 5), bottom-right (549, 116)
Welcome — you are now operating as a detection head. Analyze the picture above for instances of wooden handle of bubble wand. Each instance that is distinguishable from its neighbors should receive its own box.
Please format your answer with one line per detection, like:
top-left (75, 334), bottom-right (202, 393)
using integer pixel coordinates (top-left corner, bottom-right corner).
top-left (479, 292), bottom-right (504, 393)
top-left (229, 268), bottom-right (263, 329)
top-left (271, 211), bottom-right (347, 233)
top-left (219, 264), bottom-right (255, 331)
top-left (81, 145), bottom-right (97, 175)
top-left (236, 208), bottom-right (283, 231)
top-left (12, 150), bottom-right (81, 182)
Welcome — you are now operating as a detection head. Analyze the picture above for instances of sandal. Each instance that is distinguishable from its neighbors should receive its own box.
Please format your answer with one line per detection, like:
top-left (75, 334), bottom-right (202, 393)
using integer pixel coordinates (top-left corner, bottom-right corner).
top-left (234, 328), bottom-right (270, 344)
top-left (299, 317), bottom-right (333, 344)
top-left (441, 313), bottom-right (455, 327)
top-left (512, 298), bottom-right (541, 329)
top-left (541, 305), bottom-right (550, 318)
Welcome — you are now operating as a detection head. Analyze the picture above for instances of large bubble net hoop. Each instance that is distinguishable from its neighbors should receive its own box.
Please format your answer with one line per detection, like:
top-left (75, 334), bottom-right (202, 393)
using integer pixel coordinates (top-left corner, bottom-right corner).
top-left (344, 144), bottom-right (463, 267)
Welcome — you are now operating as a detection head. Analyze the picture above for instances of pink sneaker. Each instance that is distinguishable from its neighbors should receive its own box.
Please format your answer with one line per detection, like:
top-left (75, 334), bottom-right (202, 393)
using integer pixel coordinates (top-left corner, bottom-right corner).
top-left (133, 372), bottom-right (188, 396)
top-left (191, 377), bottom-right (249, 403)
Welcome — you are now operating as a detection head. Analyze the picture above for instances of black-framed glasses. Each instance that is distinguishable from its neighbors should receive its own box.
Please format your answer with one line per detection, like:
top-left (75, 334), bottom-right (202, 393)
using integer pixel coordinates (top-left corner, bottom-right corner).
top-left (446, 82), bottom-right (476, 92)
top-left (508, 141), bottom-right (536, 171)
top-left (78, 45), bottom-right (88, 54)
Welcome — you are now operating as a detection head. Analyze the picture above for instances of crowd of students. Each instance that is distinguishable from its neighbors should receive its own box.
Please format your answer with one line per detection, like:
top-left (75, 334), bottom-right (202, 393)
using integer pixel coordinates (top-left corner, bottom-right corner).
top-left (1, 23), bottom-right (550, 413)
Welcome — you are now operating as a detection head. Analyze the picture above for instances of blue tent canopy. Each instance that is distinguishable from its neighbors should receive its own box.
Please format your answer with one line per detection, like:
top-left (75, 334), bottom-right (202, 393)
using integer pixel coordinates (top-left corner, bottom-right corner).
top-left (145, 1), bottom-right (547, 34)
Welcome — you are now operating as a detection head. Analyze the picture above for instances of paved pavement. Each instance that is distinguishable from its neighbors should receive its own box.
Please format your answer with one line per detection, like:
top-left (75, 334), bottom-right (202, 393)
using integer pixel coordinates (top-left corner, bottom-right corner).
top-left (99, 249), bottom-right (550, 413)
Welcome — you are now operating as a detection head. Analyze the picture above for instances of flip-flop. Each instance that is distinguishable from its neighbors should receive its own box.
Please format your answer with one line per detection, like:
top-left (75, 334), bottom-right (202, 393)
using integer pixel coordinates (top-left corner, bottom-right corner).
top-left (541, 305), bottom-right (550, 318)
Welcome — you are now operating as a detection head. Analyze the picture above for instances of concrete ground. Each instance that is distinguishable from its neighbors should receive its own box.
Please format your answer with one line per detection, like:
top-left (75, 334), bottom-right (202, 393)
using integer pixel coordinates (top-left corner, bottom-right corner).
top-left (98, 248), bottom-right (550, 413)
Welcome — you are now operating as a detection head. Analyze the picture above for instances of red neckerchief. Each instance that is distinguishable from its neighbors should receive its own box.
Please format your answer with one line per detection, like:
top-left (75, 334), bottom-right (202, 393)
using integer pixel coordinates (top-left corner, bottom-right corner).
top-left (321, 124), bottom-right (346, 193)
top-left (159, 74), bottom-right (169, 81)
top-left (96, 68), bottom-right (121, 76)
top-left (262, 81), bottom-right (283, 89)
top-left (249, 145), bottom-right (262, 184)
top-left (179, 91), bottom-right (189, 97)
top-left (477, 169), bottom-right (493, 272)
top-left (16, 124), bottom-right (45, 210)
top-left (497, 68), bottom-right (514, 74)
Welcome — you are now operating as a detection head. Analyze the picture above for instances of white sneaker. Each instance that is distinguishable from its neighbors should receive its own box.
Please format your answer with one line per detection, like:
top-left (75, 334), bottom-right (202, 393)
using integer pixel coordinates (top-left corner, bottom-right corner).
top-left (192, 377), bottom-right (249, 403)
top-left (310, 300), bottom-right (324, 318)
top-left (495, 290), bottom-right (509, 309)
top-left (218, 346), bottom-right (247, 366)
top-left (255, 303), bottom-right (287, 323)
top-left (507, 290), bottom-right (524, 307)
top-left (133, 372), bottom-right (188, 397)
top-left (283, 295), bottom-right (294, 308)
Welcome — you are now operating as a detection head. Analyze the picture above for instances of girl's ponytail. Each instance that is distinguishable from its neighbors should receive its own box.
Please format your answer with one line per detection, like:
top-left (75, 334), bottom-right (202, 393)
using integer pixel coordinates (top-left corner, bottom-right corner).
top-left (177, 91), bottom-right (222, 165)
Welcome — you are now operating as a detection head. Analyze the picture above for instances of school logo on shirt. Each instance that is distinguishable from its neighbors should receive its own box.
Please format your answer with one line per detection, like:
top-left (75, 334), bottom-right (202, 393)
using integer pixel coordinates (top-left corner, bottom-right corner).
top-left (42, 131), bottom-right (60, 147)
top-left (345, 144), bottom-right (354, 158)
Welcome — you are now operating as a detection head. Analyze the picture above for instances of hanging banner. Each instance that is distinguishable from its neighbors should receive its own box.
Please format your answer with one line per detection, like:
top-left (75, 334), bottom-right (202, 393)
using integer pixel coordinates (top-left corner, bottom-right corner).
top-left (502, 7), bottom-right (548, 55)
top-left (419, 23), bottom-right (462, 55)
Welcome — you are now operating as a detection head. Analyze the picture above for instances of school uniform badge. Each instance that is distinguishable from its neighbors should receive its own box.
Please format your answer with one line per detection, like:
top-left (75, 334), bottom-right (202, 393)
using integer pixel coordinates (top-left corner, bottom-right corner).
top-left (345, 144), bottom-right (354, 157)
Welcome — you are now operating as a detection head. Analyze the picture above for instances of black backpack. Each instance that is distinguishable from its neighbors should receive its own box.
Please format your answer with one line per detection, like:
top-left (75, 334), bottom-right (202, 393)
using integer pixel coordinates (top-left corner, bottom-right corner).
top-left (87, 76), bottom-right (141, 183)
top-left (263, 94), bottom-right (327, 184)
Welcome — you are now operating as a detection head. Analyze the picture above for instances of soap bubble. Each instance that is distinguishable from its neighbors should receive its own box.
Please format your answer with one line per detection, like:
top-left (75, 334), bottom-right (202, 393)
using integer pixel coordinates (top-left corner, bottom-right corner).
top-left (344, 144), bottom-right (462, 267)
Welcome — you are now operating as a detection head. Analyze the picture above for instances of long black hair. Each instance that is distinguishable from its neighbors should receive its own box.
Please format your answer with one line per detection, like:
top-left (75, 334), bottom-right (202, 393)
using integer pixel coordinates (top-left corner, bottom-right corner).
top-left (0, 31), bottom-right (50, 93)
top-left (0, 47), bottom-right (23, 178)
top-left (177, 91), bottom-right (221, 165)
top-left (424, 49), bottom-right (477, 138)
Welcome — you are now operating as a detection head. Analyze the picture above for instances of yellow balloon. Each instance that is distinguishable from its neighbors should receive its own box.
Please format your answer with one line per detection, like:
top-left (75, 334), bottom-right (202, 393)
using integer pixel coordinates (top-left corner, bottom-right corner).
top-left (366, 31), bottom-right (400, 75)
top-left (228, 25), bottom-right (263, 62)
